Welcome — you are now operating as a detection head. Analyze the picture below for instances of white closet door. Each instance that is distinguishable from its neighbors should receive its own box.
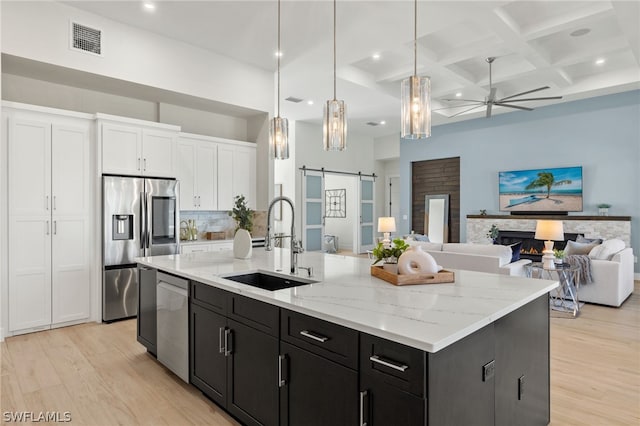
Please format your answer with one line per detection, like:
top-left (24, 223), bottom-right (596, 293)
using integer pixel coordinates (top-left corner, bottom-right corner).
top-left (9, 118), bottom-right (51, 217)
top-left (356, 176), bottom-right (375, 253)
top-left (51, 125), bottom-right (89, 216)
top-left (51, 217), bottom-right (90, 324)
top-left (302, 170), bottom-right (325, 252)
top-left (196, 142), bottom-right (218, 210)
top-left (9, 218), bottom-right (52, 332)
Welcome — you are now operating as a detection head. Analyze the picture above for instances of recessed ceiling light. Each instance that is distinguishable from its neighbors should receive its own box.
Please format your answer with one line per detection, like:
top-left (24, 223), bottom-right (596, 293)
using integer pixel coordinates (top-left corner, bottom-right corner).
top-left (570, 28), bottom-right (591, 37)
top-left (372, 53), bottom-right (381, 60)
top-left (143, 2), bottom-right (156, 11)
top-left (380, 120), bottom-right (386, 125)
top-left (455, 92), bottom-right (462, 97)
top-left (275, 51), bottom-right (283, 57)
top-left (595, 58), bottom-right (605, 65)
top-left (307, 100), bottom-right (314, 105)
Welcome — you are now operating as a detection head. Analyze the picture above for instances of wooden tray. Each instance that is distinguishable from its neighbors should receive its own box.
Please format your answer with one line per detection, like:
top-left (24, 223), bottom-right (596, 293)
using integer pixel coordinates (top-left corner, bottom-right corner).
top-left (370, 266), bottom-right (455, 286)
top-left (205, 231), bottom-right (227, 240)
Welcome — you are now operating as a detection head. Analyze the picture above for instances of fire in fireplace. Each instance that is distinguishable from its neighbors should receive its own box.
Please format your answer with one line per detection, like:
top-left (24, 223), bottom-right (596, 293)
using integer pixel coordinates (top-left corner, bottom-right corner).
top-left (496, 230), bottom-right (580, 261)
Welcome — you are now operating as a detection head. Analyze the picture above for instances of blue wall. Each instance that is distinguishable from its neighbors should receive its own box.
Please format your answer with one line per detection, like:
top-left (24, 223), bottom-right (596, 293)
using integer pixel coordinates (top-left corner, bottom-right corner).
top-left (400, 90), bottom-right (640, 272)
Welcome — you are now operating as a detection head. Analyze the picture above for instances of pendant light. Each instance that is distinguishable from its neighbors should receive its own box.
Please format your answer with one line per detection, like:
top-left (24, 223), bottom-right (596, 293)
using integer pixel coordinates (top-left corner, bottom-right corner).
top-left (401, 0), bottom-right (431, 139)
top-left (270, 0), bottom-right (289, 159)
top-left (323, 0), bottom-right (347, 151)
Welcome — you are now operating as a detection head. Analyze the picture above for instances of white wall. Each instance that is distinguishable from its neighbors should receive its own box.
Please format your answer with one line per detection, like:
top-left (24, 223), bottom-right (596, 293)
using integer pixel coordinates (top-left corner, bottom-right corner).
top-left (324, 174), bottom-right (358, 252)
top-left (1, 1), bottom-right (272, 113)
top-left (159, 103), bottom-right (248, 141)
top-left (374, 133), bottom-right (400, 160)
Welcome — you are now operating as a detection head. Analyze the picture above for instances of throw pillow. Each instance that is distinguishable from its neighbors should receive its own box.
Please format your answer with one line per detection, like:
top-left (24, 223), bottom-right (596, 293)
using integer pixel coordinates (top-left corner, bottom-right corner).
top-left (577, 235), bottom-right (604, 244)
top-left (564, 240), bottom-right (600, 256)
top-left (506, 241), bottom-right (522, 263)
top-left (589, 238), bottom-right (625, 260)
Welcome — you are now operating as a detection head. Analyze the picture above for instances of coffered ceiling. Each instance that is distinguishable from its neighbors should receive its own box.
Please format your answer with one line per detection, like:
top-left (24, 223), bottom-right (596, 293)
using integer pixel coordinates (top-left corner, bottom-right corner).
top-left (56, 1), bottom-right (640, 136)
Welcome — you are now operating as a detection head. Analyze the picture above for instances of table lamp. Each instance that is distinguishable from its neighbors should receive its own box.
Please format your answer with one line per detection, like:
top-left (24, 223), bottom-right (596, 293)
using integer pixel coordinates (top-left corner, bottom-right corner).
top-left (377, 217), bottom-right (396, 248)
top-left (534, 220), bottom-right (564, 269)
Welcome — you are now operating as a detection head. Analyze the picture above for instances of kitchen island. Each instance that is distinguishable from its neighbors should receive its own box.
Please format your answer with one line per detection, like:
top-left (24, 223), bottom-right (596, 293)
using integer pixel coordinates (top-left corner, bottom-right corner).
top-left (137, 249), bottom-right (558, 426)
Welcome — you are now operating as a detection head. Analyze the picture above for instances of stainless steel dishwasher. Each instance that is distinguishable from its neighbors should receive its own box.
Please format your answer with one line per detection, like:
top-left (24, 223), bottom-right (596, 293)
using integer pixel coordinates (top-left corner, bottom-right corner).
top-left (156, 271), bottom-right (189, 382)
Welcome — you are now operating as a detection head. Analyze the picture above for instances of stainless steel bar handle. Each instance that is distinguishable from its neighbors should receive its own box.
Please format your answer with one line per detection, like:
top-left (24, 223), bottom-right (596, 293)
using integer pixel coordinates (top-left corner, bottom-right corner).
top-left (369, 355), bottom-right (409, 372)
top-left (53, 221), bottom-right (57, 235)
top-left (300, 330), bottom-right (329, 343)
top-left (359, 390), bottom-right (368, 426)
top-left (46, 221), bottom-right (49, 235)
top-left (219, 327), bottom-right (225, 354)
top-left (53, 195), bottom-right (56, 210)
top-left (224, 329), bottom-right (232, 356)
top-left (140, 192), bottom-right (146, 250)
top-left (193, 196), bottom-right (197, 208)
top-left (198, 196), bottom-right (201, 207)
top-left (278, 354), bottom-right (286, 387)
top-left (144, 192), bottom-right (150, 249)
top-left (46, 195), bottom-right (49, 210)
top-left (143, 158), bottom-right (147, 171)
top-left (137, 157), bottom-right (141, 171)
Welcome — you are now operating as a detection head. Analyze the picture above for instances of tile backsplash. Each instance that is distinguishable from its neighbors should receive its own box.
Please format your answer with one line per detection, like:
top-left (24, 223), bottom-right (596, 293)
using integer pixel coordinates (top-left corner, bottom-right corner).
top-left (180, 210), bottom-right (266, 240)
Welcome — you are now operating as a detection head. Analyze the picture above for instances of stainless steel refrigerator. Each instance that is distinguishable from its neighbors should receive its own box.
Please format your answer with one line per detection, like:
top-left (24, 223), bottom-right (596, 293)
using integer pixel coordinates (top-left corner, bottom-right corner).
top-left (102, 176), bottom-right (179, 322)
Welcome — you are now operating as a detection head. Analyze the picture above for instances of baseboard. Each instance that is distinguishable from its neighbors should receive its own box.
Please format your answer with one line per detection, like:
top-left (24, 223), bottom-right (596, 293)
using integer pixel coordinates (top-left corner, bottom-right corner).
top-left (635, 273), bottom-right (640, 281)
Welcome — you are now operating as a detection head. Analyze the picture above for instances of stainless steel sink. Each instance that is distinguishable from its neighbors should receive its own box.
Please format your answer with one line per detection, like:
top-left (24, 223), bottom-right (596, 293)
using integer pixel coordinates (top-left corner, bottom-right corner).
top-left (222, 271), bottom-right (317, 291)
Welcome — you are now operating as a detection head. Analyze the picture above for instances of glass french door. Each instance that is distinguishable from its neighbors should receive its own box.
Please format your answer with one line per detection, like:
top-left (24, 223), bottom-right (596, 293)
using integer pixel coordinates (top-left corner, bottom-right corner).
top-left (301, 170), bottom-right (324, 251)
top-left (356, 176), bottom-right (375, 253)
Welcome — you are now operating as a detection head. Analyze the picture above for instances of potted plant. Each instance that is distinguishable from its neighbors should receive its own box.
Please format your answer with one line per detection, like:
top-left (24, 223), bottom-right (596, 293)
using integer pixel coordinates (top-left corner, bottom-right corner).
top-left (597, 203), bottom-right (611, 216)
top-left (229, 195), bottom-right (254, 259)
top-left (371, 238), bottom-right (409, 273)
top-left (553, 249), bottom-right (565, 264)
top-left (486, 224), bottom-right (499, 244)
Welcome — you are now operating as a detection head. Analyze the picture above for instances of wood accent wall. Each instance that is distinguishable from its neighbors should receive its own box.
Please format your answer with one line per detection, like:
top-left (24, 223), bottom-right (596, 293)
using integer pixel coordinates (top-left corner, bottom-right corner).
top-left (412, 157), bottom-right (461, 242)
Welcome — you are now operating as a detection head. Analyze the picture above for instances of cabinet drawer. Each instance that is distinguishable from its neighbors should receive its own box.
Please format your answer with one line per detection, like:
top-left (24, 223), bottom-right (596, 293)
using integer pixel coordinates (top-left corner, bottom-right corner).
top-left (191, 281), bottom-right (227, 315)
top-left (228, 293), bottom-right (279, 337)
top-left (360, 333), bottom-right (426, 397)
top-left (281, 310), bottom-right (358, 370)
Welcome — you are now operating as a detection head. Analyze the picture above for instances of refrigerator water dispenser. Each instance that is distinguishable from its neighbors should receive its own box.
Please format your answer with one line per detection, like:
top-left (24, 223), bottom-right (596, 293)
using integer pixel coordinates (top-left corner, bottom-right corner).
top-left (112, 215), bottom-right (133, 240)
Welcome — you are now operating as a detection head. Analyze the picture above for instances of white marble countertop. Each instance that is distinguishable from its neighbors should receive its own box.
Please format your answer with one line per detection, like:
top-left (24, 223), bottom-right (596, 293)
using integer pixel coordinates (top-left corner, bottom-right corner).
top-left (179, 239), bottom-right (233, 246)
top-left (136, 249), bottom-right (558, 353)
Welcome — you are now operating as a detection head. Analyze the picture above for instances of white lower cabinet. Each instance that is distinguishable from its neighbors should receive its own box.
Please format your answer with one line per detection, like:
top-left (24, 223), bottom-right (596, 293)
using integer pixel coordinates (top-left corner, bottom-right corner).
top-left (180, 241), bottom-right (233, 254)
top-left (5, 106), bottom-right (92, 334)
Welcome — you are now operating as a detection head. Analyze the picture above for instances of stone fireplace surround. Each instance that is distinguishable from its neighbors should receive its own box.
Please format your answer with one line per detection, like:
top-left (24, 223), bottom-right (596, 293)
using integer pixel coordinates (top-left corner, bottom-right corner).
top-left (467, 215), bottom-right (632, 261)
top-left (496, 230), bottom-right (581, 261)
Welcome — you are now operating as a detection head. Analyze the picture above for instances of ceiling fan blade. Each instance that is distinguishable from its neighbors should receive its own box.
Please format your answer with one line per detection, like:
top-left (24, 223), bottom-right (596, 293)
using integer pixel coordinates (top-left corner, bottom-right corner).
top-left (448, 105), bottom-right (485, 118)
top-left (494, 103), bottom-right (534, 111)
top-left (499, 86), bottom-right (550, 102)
top-left (440, 98), bottom-right (485, 103)
top-left (433, 103), bottom-right (485, 111)
top-left (498, 96), bottom-right (563, 102)
top-left (486, 102), bottom-right (493, 118)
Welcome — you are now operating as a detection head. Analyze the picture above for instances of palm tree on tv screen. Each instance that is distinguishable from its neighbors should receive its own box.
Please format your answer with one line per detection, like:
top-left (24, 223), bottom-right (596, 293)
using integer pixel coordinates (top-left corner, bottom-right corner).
top-left (525, 172), bottom-right (572, 199)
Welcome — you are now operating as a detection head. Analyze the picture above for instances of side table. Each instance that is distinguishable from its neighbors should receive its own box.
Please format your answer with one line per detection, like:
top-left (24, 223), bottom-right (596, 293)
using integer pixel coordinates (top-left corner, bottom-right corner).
top-left (525, 262), bottom-right (582, 317)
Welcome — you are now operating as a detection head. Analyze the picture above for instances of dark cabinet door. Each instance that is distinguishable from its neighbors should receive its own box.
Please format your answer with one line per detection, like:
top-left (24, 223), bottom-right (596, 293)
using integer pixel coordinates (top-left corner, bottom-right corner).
top-left (190, 303), bottom-right (227, 408)
top-left (279, 342), bottom-right (358, 426)
top-left (137, 266), bottom-right (157, 355)
top-left (227, 319), bottom-right (279, 426)
top-left (360, 373), bottom-right (425, 426)
top-left (495, 294), bottom-right (550, 426)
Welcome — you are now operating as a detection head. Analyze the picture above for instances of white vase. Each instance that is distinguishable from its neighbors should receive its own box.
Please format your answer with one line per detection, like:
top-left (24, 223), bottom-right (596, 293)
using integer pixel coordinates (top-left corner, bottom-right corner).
top-left (233, 229), bottom-right (252, 259)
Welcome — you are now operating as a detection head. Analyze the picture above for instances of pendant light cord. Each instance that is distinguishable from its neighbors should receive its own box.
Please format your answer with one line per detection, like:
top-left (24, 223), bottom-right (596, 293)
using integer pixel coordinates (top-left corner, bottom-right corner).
top-left (333, 0), bottom-right (337, 100)
top-left (414, 0), bottom-right (417, 77)
top-left (277, 0), bottom-right (281, 117)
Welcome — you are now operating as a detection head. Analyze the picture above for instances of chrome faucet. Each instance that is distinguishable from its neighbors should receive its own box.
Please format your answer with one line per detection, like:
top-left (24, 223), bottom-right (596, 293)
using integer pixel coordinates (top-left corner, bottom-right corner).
top-left (266, 196), bottom-right (304, 274)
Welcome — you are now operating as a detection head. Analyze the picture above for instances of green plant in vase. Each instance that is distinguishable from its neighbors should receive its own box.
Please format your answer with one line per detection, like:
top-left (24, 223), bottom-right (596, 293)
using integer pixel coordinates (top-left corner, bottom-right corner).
top-left (229, 195), bottom-right (254, 232)
top-left (371, 238), bottom-right (409, 265)
top-left (487, 224), bottom-right (499, 243)
top-left (553, 249), bottom-right (565, 264)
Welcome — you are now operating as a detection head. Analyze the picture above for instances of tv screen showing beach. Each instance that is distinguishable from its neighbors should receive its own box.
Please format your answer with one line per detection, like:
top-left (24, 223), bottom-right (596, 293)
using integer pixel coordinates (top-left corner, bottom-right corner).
top-left (499, 166), bottom-right (583, 212)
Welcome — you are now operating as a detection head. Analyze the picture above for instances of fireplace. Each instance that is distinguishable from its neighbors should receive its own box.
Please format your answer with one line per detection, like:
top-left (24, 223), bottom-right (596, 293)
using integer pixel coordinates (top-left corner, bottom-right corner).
top-left (496, 230), bottom-right (580, 261)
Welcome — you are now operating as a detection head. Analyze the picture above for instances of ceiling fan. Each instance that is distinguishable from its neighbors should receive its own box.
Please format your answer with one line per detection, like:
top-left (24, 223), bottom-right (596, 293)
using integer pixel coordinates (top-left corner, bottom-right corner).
top-left (437, 57), bottom-right (563, 118)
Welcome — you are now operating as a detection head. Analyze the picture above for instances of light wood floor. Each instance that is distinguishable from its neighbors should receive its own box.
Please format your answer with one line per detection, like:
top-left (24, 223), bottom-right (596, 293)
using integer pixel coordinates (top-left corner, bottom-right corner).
top-left (1, 285), bottom-right (638, 426)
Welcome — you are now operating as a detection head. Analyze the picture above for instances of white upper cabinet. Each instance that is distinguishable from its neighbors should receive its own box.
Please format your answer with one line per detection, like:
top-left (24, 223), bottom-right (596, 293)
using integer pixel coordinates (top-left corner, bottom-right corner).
top-left (217, 142), bottom-right (257, 211)
top-left (177, 134), bottom-right (218, 211)
top-left (99, 116), bottom-right (178, 178)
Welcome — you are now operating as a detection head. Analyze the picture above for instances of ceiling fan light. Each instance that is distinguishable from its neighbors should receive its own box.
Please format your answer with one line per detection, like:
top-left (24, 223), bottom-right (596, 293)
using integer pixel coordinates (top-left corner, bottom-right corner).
top-left (270, 116), bottom-right (289, 159)
top-left (401, 75), bottom-right (431, 139)
top-left (323, 99), bottom-right (347, 151)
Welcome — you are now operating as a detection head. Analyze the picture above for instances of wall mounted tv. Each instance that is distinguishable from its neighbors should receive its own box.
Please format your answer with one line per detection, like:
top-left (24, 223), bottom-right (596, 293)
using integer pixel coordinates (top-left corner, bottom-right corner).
top-left (499, 166), bottom-right (583, 213)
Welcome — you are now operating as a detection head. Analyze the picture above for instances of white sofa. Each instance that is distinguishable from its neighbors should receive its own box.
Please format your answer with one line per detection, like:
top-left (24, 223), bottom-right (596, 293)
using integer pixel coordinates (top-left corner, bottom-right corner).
top-left (406, 241), bottom-right (532, 277)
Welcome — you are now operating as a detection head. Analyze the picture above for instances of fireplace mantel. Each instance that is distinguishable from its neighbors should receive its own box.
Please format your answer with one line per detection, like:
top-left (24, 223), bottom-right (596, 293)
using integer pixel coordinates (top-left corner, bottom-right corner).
top-left (466, 215), bottom-right (631, 247)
